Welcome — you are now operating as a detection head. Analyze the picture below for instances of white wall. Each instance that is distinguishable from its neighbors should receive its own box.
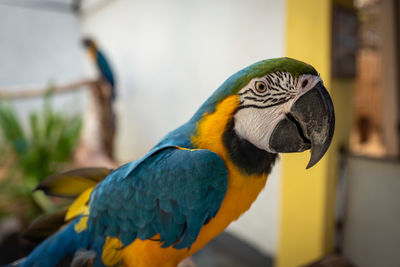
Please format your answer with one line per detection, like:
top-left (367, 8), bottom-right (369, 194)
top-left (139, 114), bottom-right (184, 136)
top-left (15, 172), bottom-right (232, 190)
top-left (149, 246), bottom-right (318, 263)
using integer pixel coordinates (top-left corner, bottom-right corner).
top-left (0, 5), bottom-right (86, 119)
top-left (343, 156), bottom-right (400, 267)
top-left (82, 0), bottom-right (285, 256)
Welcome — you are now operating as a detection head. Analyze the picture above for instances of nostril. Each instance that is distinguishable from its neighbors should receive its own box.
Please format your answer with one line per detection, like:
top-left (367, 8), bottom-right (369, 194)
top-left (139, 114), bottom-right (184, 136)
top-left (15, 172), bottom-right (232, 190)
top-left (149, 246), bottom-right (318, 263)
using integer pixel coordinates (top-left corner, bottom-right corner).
top-left (302, 79), bottom-right (308, 88)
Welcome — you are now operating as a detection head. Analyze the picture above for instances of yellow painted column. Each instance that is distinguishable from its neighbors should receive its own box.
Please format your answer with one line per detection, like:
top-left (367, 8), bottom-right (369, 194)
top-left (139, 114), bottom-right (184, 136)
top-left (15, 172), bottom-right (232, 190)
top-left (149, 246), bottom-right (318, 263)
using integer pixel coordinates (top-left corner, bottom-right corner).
top-left (277, 1), bottom-right (333, 267)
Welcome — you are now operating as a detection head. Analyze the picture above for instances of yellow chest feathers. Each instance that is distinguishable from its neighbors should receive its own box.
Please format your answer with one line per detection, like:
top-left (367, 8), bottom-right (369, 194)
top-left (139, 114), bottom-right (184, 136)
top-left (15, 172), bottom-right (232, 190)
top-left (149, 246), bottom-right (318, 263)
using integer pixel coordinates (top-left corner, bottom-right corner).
top-left (191, 95), bottom-right (268, 225)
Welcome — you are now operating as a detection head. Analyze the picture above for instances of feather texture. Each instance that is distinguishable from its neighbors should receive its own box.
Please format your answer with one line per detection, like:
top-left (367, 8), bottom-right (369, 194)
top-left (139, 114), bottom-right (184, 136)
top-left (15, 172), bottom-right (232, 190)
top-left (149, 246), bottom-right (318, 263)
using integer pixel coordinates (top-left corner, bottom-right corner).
top-left (88, 147), bottom-right (228, 249)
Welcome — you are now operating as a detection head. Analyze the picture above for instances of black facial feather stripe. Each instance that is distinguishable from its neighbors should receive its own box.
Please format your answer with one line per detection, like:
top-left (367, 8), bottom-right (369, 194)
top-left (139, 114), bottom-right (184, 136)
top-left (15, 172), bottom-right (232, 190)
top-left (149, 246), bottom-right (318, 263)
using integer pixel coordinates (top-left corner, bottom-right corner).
top-left (244, 96), bottom-right (265, 102)
top-left (269, 92), bottom-right (286, 96)
top-left (245, 94), bottom-right (291, 104)
top-left (268, 85), bottom-right (279, 92)
top-left (236, 100), bottom-right (289, 110)
top-left (243, 95), bottom-right (290, 105)
top-left (238, 88), bottom-right (269, 98)
top-left (262, 97), bottom-right (275, 103)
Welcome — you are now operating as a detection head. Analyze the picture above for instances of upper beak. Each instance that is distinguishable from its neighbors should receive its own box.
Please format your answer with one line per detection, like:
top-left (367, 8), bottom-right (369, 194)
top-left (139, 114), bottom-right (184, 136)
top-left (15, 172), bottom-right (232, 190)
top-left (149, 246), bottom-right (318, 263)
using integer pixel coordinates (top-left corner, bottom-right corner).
top-left (269, 82), bottom-right (335, 169)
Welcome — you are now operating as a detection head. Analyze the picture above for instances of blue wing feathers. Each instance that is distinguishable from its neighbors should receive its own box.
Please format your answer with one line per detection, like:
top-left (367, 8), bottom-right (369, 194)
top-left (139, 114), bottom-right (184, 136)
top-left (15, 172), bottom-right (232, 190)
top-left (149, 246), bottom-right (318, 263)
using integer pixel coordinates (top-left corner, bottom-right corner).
top-left (120, 230), bottom-right (137, 246)
top-left (159, 198), bottom-right (172, 212)
top-left (21, 219), bottom-right (107, 267)
top-left (170, 200), bottom-right (186, 224)
top-left (87, 147), bottom-right (228, 249)
top-left (96, 51), bottom-right (115, 88)
top-left (137, 225), bottom-right (156, 240)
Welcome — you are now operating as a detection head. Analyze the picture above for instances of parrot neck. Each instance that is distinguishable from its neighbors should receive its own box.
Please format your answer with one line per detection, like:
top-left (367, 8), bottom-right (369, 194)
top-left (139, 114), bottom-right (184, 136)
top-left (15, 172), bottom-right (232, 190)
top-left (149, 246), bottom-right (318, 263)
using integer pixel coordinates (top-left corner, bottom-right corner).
top-left (222, 119), bottom-right (277, 175)
top-left (191, 95), bottom-right (277, 176)
top-left (87, 46), bottom-right (97, 61)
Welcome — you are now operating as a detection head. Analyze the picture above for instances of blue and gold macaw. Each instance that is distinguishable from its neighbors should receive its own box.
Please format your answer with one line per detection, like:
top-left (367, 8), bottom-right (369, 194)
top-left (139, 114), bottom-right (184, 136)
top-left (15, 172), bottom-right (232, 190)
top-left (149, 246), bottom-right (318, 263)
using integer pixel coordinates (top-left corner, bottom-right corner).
top-left (19, 58), bottom-right (334, 267)
top-left (82, 38), bottom-right (116, 100)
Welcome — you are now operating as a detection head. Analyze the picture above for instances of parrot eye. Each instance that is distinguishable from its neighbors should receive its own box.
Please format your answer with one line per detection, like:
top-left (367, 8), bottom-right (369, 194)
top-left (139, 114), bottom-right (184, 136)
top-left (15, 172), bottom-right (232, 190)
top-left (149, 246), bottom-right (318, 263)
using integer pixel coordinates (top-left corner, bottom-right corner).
top-left (255, 81), bottom-right (267, 93)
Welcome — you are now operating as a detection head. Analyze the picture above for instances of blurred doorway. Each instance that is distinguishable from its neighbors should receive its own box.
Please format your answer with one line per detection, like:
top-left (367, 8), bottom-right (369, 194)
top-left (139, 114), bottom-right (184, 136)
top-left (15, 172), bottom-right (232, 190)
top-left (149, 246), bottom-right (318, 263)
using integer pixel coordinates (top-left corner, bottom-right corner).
top-left (350, 0), bottom-right (399, 158)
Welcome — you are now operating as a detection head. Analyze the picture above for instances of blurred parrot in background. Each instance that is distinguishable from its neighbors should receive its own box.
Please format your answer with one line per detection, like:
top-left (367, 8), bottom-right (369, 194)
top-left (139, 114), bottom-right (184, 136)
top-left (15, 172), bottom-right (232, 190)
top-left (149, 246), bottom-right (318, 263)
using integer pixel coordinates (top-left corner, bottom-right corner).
top-left (82, 38), bottom-right (116, 100)
top-left (17, 57), bottom-right (334, 267)
top-left (81, 37), bottom-right (117, 159)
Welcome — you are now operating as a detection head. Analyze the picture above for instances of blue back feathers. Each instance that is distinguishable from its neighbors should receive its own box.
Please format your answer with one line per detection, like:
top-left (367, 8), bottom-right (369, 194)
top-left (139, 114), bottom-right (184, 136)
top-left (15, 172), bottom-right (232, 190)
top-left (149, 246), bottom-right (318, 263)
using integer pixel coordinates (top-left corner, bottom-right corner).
top-left (88, 147), bottom-right (228, 249)
top-left (96, 50), bottom-right (116, 99)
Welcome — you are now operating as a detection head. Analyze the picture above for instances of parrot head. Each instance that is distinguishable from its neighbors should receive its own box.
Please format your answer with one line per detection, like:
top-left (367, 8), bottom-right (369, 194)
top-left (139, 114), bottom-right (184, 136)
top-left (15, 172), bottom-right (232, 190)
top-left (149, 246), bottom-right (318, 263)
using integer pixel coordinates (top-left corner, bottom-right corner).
top-left (82, 37), bottom-right (96, 49)
top-left (200, 57), bottom-right (335, 169)
top-left (82, 37), bottom-right (97, 60)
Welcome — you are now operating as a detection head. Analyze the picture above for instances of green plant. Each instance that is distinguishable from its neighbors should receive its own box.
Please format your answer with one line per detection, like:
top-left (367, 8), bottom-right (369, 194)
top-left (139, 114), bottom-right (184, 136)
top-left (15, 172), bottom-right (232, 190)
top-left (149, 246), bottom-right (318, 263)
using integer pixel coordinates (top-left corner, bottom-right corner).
top-left (0, 95), bottom-right (82, 221)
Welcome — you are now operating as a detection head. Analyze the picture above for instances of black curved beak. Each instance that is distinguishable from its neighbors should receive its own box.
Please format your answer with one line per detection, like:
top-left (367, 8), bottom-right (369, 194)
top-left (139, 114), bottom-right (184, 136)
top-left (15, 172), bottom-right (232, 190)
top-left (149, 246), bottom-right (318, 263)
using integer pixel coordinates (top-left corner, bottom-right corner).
top-left (269, 82), bottom-right (335, 169)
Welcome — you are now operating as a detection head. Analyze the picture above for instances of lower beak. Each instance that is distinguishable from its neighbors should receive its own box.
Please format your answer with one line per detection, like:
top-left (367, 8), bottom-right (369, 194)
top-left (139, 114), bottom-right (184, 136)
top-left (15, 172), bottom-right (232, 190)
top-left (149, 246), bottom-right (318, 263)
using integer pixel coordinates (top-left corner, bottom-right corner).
top-left (269, 82), bottom-right (335, 169)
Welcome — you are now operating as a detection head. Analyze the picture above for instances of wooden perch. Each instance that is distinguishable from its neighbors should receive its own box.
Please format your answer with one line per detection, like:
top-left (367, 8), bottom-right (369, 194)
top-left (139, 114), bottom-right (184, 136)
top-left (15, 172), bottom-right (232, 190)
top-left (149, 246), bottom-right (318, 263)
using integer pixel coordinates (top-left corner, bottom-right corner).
top-left (0, 78), bottom-right (97, 99)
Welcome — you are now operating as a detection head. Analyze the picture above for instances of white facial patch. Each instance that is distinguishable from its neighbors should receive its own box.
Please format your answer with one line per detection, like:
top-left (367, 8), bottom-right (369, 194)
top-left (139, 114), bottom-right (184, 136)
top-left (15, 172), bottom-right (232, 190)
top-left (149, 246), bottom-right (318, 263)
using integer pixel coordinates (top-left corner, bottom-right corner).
top-left (233, 73), bottom-right (322, 152)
